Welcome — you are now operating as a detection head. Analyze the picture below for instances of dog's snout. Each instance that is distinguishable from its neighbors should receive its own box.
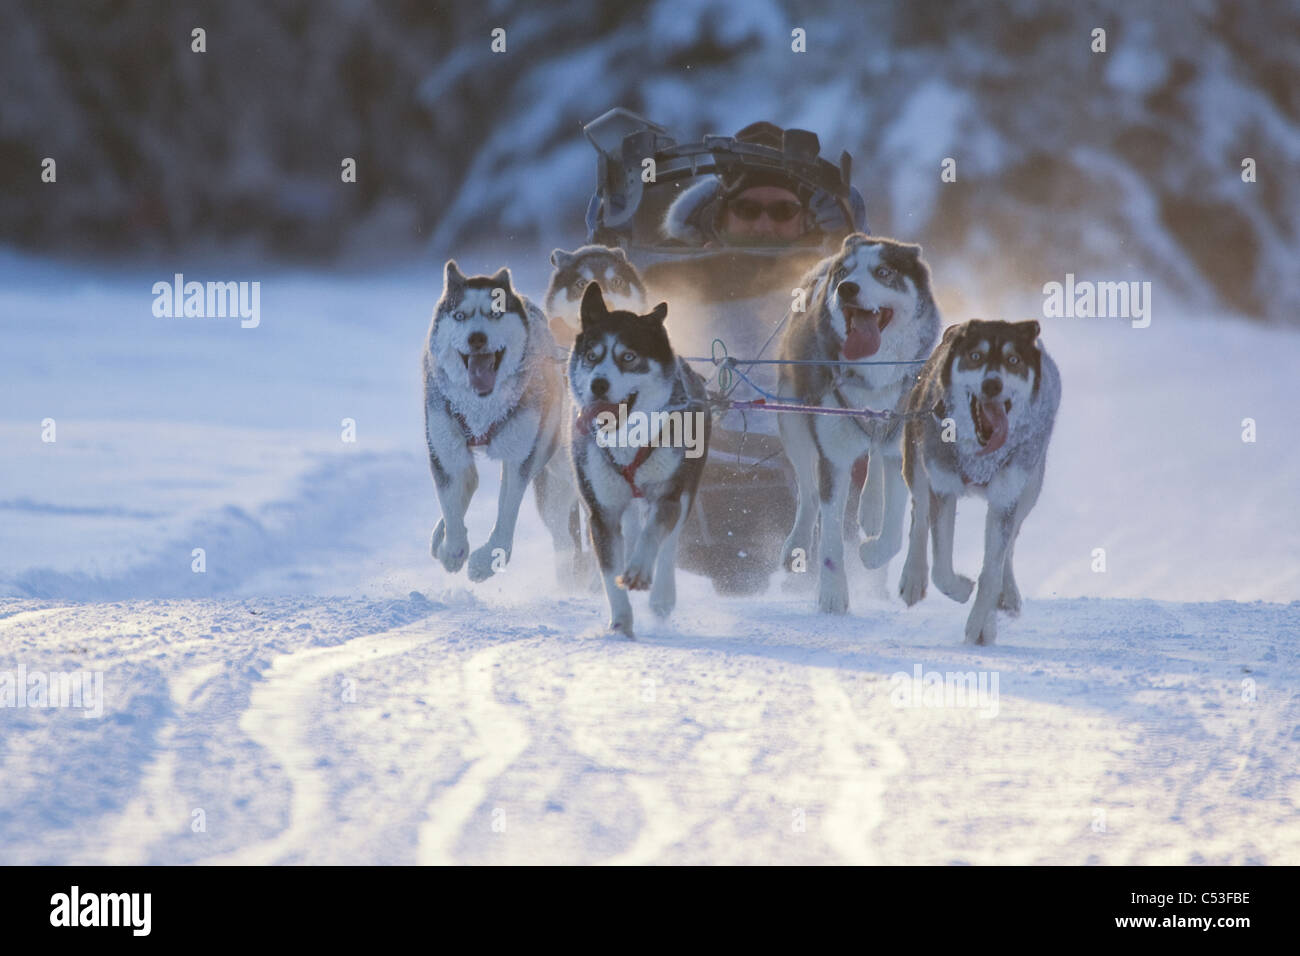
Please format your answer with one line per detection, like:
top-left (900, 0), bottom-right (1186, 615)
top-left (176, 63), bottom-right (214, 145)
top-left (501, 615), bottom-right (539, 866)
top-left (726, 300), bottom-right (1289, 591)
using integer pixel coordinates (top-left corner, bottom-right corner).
top-left (590, 377), bottom-right (609, 399)
top-left (837, 281), bottom-right (859, 301)
top-left (981, 377), bottom-right (1003, 398)
top-left (467, 331), bottom-right (488, 350)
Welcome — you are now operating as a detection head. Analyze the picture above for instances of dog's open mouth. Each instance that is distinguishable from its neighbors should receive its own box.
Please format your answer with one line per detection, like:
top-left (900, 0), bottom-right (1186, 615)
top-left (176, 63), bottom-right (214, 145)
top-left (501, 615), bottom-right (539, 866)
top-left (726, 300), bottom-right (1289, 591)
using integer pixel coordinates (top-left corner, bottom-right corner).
top-left (575, 392), bottom-right (636, 435)
top-left (842, 306), bottom-right (894, 360)
top-left (461, 347), bottom-right (505, 396)
top-left (970, 394), bottom-right (1012, 455)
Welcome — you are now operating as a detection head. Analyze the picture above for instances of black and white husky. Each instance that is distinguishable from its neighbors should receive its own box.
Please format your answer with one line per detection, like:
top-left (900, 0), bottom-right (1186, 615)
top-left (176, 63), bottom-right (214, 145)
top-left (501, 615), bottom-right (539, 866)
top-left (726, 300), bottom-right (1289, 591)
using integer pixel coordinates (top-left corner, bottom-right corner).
top-left (568, 283), bottom-right (710, 637)
top-left (777, 234), bottom-right (942, 613)
top-left (423, 261), bottom-right (576, 583)
top-left (898, 319), bottom-right (1061, 645)
top-left (545, 245), bottom-right (647, 347)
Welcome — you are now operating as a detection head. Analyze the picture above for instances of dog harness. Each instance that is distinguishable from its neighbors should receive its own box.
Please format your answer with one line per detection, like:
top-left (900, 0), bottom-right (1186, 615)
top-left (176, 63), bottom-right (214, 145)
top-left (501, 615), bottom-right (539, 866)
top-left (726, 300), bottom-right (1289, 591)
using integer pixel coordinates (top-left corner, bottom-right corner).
top-left (446, 399), bottom-right (511, 448)
top-left (579, 411), bottom-right (670, 499)
top-left (617, 445), bottom-right (655, 498)
top-left (582, 363), bottom-right (702, 500)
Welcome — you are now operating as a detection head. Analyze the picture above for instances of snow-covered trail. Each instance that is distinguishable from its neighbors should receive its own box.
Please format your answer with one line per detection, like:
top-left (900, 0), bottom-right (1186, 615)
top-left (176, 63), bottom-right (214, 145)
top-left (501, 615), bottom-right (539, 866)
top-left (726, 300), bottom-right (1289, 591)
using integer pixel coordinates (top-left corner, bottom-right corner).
top-left (1, 592), bottom-right (1294, 865)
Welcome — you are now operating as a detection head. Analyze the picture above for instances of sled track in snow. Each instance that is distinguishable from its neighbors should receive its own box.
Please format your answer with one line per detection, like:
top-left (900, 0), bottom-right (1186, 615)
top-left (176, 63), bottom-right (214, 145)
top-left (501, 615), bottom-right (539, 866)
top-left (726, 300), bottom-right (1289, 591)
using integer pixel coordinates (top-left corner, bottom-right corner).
top-left (415, 643), bottom-right (531, 863)
top-left (200, 612), bottom-right (538, 865)
top-left (809, 667), bottom-right (907, 864)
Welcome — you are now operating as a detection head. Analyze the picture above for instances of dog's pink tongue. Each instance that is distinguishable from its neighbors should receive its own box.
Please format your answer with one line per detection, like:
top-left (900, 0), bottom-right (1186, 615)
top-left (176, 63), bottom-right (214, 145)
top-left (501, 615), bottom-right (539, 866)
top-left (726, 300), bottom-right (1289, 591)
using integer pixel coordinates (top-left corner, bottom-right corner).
top-left (466, 353), bottom-right (497, 395)
top-left (576, 401), bottom-right (620, 435)
top-left (842, 320), bottom-right (881, 360)
top-left (976, 399), bottom-right (1009, 455)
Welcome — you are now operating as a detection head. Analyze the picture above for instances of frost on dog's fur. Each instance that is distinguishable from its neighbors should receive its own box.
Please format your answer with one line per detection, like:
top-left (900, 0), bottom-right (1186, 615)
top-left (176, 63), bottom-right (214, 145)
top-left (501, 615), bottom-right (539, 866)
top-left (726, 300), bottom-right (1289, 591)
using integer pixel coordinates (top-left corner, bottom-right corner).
top-left (423, 259), bottom-right (581, 584)
top-left (776, 233), bottom-right (942, 614)
top-left (898, 319), bottom-right (1061, 645)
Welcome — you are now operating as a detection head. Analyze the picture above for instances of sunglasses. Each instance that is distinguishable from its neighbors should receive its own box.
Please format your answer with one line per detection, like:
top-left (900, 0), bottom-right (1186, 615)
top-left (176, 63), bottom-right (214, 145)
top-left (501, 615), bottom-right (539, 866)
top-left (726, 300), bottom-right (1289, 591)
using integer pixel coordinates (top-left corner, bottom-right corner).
top-left (728, 198), bottom-right (803, 223)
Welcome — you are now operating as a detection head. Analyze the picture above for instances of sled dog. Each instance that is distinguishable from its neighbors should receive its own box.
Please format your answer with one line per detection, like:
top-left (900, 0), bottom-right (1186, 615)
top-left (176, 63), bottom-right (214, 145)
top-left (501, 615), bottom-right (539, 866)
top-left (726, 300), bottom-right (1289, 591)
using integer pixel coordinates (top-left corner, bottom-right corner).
top-left (777, 234), bottom-right (942, 613)
top-left (568, 282), bottom-right (710, 637)
top-left (424, 261), bottom-right (577, 582)
top-left (898, 319), bottom-right (1061, 644)
top-left (545, 245), bottom-right (647, 347)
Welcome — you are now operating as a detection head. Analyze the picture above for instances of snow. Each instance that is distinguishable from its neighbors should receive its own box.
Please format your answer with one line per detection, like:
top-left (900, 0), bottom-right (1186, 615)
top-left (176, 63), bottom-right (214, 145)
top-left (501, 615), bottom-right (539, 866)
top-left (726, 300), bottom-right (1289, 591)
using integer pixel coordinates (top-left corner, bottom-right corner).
top-left (1, 251), bottom-right (1297, 864)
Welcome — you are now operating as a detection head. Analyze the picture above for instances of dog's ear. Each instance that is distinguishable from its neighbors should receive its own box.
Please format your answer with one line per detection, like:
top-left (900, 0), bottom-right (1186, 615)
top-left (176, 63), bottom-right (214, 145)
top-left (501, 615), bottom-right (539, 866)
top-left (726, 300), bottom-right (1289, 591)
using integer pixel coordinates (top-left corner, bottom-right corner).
top-left (579, 281), bottom-right (608, 328)
top-left (550, 249), bottom-right (573, 269)
top-left (610, 245), bottom-right (629, 262)
top-left (1018, 319), bottom-right (1042, 339)
top-left (490, 267), bottom-right (512, 289)
top-left (644, 302), bottom-right (668, 326)
top-left (897, 241), bottom-right (923, 260)
top-left (444, 260), bottom-right (466, 289)
top-left (940, 323), bottom-right (962, 344)
top-left (841, 233), bottom-right (864, 252)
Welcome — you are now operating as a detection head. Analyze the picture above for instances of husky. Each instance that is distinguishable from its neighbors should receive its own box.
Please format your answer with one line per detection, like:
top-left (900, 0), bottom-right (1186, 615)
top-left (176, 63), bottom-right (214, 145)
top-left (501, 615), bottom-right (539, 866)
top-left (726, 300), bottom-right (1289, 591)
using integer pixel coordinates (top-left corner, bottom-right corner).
top-left (545, 245), bottom-right (647, 348)
top-left (423, 261), bottom-right (577, 583)
top-left (568, 282), bottom-right (710, 637)
top-left (897, 319), bottom-right (1061, 645)
top-left (777, 234), bottom-right (942, 613)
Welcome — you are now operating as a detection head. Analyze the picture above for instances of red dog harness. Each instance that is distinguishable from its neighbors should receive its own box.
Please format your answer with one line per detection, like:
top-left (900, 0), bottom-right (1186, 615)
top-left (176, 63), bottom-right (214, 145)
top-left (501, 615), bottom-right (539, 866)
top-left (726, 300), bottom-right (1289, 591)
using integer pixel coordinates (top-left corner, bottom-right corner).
top-left (574, 405), bottom-right (659, 499)
top-left (619, 445), bottom-right (655, 498)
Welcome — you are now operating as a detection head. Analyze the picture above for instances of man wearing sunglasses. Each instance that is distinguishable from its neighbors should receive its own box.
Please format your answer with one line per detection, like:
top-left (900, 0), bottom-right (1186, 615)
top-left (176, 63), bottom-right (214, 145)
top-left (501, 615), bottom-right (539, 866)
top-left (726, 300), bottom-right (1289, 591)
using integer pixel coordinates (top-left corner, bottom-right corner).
top-left (660, 120), bottom-right (866, 248)
top-left (720, 172), bottom-right (809, 242)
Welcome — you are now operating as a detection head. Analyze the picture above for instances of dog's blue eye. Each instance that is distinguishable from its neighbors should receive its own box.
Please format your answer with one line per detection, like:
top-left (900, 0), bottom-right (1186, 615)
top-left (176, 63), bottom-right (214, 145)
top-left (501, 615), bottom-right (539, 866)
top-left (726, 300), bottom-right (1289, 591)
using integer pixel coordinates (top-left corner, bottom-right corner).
top-left (875, 266), bottom-right (893, 280)
top-left (454, 311), bottom-right (466, 321)
top-left (573, 279), bottom-right (588, 291)
top-left (833, 267), bottom-right (847, 282)
top-left (620, 352), bottom-right (636, 363)
top-left (585, 350), bottom-right (600, 363)
top-left (969, 351), bottom-right (981, 362)
top-left (1007, 354), bottom-right (1020, 366)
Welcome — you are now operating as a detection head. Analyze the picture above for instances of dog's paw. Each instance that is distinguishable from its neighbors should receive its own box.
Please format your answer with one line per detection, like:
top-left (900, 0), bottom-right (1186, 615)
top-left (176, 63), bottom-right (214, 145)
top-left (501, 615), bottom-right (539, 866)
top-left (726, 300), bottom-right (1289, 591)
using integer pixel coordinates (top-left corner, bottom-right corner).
top-left (616, 558), bottom-right (654, 591)
top-left (964, 609), bottom-right (997, 646)
top-left (466, 543), bottom-right (506, 582)
top-left (818, 590), bottom-right (849, 615)
top-left (649, 576), bottom-right (675, 619)
top-left (898, 563), bottom-right (927, 606)
top-left (997, 581), bottom-right (1021, 615)
top-left (859, 535), bottom-right (899, 570)
top-left (817, 572), bottom-right (849, 615)
top-left (608, 616), bottom-right (636, 640)
top-left (934, 572), bottom-right (974, 604)
top-left (431, 522), bottom-right (469, 573)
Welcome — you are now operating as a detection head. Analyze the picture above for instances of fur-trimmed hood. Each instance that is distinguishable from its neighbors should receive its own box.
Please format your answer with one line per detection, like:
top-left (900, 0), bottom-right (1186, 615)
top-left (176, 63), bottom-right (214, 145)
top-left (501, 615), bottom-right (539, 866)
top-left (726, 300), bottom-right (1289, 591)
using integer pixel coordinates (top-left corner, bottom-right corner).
top-left (661, 177), bottom-right (724, 244)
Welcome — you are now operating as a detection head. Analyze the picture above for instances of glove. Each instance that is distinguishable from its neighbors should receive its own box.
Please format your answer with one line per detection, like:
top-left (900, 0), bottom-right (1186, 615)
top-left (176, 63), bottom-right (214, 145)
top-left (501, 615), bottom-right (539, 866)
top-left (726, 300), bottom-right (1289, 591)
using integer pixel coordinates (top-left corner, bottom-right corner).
top-left (808, 188), bottom-right (851, 236)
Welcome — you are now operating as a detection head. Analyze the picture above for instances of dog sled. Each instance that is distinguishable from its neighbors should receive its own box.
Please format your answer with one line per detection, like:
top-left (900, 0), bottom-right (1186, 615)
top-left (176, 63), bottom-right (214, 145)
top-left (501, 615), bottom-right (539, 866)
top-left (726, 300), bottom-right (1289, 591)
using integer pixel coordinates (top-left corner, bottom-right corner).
top-left (580, 109), bottom-right (869, 594)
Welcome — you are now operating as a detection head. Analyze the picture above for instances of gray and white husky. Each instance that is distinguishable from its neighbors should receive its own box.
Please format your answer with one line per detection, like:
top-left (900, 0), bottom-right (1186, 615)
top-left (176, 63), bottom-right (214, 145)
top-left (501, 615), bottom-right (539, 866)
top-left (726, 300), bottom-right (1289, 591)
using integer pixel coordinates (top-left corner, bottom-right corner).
top-left (777, 234), bottom-right (942, 613)
top-left (568, 282), bottom-right (710, 638)
top-left (545, 244), bottom-right (647, 347)
top-left (423, 261), bottom-right (576, 583)
top-left (898, 319), bottom-right (1061, 645)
